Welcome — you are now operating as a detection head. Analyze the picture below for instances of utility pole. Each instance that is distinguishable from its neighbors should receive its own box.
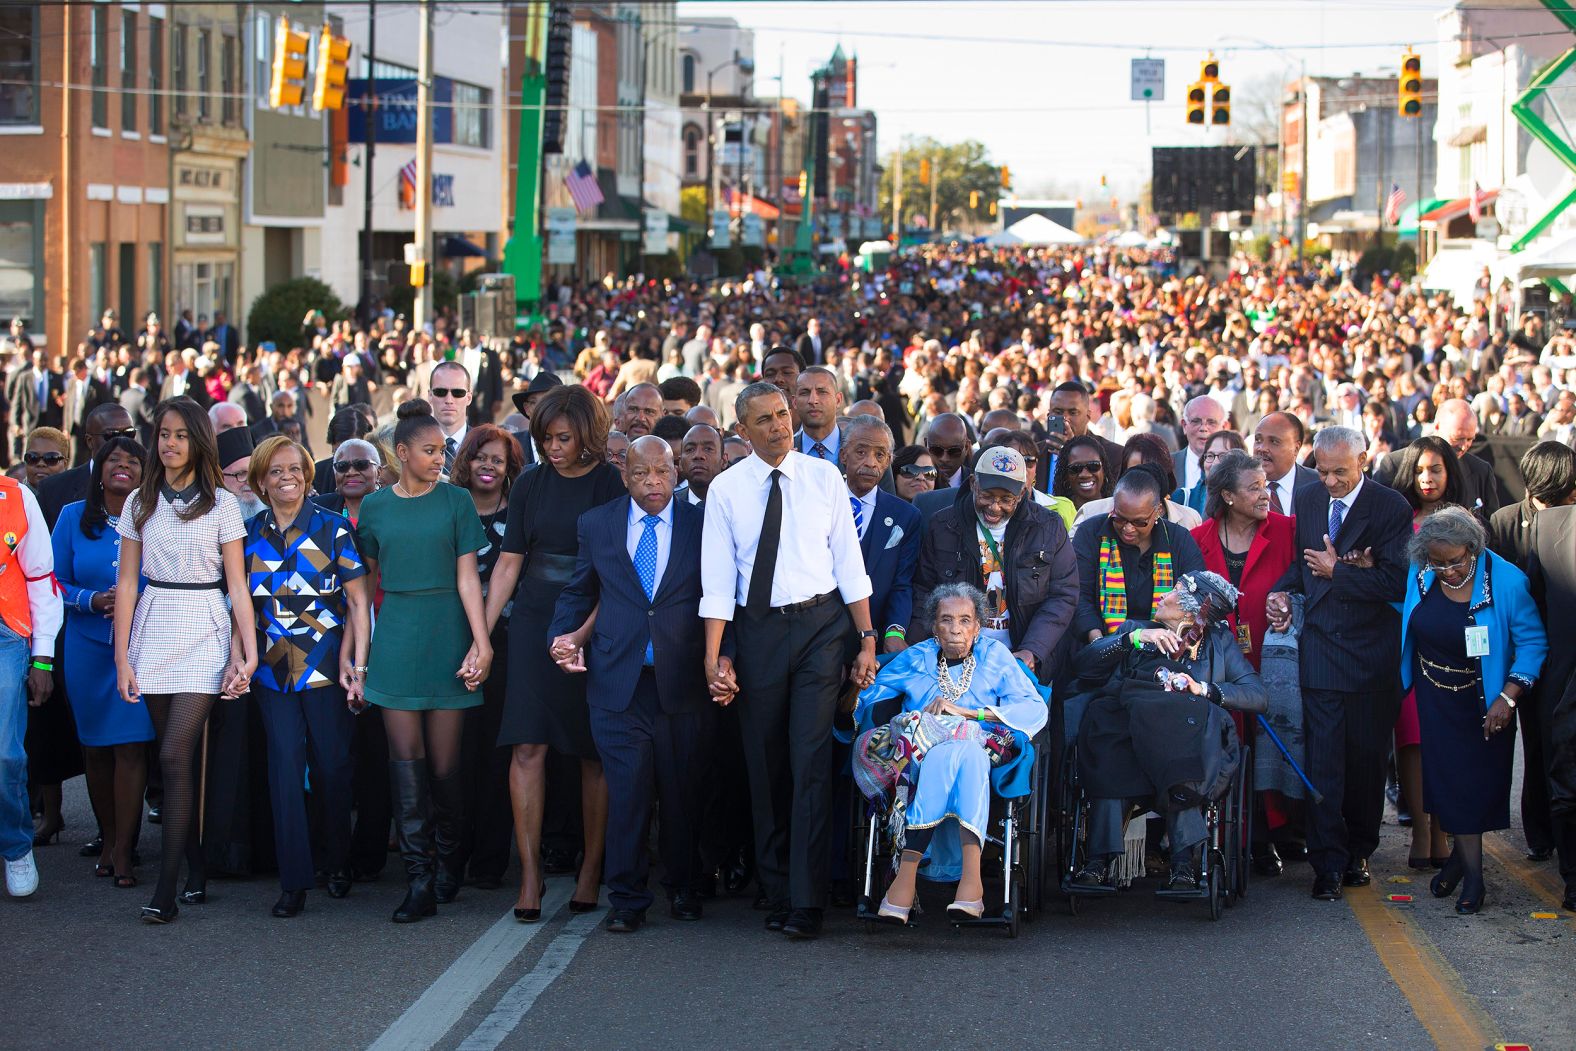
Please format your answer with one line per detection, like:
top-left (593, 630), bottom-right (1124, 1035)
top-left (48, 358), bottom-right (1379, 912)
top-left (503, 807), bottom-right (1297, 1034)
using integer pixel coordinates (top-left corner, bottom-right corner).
top-left (892, 139), bottom-right (902, 239)
top-left (928, 154), bottom-right (938, 231)
top-left (1297, 65), bottom-right (1308, 266)
top-left (413, 0), bottom-right (435, 330)
top-left (360, 0), bottom-right (377, 325)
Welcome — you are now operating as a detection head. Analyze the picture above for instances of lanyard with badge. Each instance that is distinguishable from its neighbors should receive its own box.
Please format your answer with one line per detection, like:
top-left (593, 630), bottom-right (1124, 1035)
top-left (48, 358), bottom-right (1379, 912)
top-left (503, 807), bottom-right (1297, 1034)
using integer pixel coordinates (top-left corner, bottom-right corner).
top-left (976, 516), bottom-right (1004, 574)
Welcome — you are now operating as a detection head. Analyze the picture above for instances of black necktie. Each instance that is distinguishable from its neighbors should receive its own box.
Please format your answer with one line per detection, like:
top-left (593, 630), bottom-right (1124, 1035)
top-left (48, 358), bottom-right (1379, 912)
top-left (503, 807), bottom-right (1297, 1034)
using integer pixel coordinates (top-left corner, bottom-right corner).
top-left (444, 437), bottom-right (457, 473)
top-left (747, 469), bottom-right (783, 614)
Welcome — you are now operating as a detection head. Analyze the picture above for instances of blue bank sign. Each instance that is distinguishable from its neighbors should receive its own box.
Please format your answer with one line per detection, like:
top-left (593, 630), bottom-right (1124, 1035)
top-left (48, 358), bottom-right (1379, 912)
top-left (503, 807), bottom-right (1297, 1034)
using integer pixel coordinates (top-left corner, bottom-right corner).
top-left (346, 79), bottom-right (455, 144)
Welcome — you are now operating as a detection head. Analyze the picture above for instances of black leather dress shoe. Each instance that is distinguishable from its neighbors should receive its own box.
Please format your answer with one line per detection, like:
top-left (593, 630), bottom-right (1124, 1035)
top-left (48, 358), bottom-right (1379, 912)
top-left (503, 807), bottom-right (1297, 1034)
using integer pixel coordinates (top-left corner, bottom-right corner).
top-left (1251, 842), bottom-right (1283, 877)
top-left (1526, 846), bottom-right (1555, 862)
top-left (326, 871), bottom-right (352, 899)
top-left (79, 836), bottom-right (104, 858)
top-left (1279, 842), bottom-right (1308, 862)
top-left (1311, 872), bottom-right (1343, 901)
top-left (605, 909), bottom-right (645, 933)
top-left (271, 890), bottom-right (307, 918)
top-left (764, 906), bottom-right (792, 932)
top-left (541, 846), bottom-right (577, 876)
top-left (722, 850), bottom-right (754, 896)
top-left (146, 806), bottom-right (162, 826)
top-left (1342, 858), bottom-right (1372, 887)
top-left (670, 893), bottom-right (703, 921)
top-left (1561, 889), bottom-right (1576, 912)
top-left (782, 908), bottom-right (823, 940)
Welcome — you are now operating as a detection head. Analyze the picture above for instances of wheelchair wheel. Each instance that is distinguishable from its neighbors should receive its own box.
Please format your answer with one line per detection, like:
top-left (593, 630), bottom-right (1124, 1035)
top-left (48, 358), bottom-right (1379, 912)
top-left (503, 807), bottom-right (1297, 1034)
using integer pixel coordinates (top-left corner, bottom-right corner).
top-left (1007, 872), bottom-right (1023, 938)
top-left (1207, 848), bottom-right (1226, 921)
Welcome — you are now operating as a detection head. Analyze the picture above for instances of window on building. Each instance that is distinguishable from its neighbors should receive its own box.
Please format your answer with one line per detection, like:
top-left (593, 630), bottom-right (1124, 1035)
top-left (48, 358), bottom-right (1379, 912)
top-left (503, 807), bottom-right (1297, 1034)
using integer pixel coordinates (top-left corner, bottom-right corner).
top-left (196, 29), bottom-right (210, 121)
top-left (0, 201), bottom-right (43, 334)
top-left (91, 6), bottom-right (109, 128)
top-left (684, 124), bottom-right (702, 178)
top-left (172, 24), bottom-right (187, 119)
top-left (682, 53), bottom-right (695, 94)
top-left (148, 17), bottom-right (163, 135)
top-left (89, 244), bottom-right (107, 320)
top-left (117, 243), bottom-right (137, 328)
top-left (221, 34), bottom-right (237, 124)
top-left (452, 81), bottom-right (491, 148)
top-left (253, 11), bottom-right (270, 107)
top-left (147, 243), bottom-right (163, 323)
top-left (0, 4), bottom-right (39, 126)
top-left (121, 11), bottom-right (138, 132)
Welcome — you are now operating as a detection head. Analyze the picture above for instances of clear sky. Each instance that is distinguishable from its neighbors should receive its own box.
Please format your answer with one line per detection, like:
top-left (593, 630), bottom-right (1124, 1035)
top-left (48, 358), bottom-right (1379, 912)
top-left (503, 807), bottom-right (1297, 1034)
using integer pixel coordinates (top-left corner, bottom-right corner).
top-left (676, 0), bottom-right (1451, 198)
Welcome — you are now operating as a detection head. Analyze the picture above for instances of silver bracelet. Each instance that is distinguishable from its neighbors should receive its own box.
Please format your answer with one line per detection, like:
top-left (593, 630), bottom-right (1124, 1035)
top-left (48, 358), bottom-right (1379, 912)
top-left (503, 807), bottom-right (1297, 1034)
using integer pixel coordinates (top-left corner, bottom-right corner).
top-left (1497, 691), bottom-right (1517, 709)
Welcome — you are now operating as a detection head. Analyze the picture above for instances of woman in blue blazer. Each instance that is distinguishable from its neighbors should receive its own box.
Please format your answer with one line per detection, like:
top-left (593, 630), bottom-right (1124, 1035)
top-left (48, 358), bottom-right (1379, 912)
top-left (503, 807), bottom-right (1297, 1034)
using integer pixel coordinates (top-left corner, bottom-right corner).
top-left (1399, 506), bottom-right (1547, 915)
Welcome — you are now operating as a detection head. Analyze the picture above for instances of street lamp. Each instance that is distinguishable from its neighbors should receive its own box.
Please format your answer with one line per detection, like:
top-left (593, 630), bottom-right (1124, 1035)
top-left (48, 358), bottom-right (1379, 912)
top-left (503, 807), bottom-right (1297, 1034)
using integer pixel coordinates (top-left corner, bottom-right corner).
top-left (705, 55), bottom-right (754, 238)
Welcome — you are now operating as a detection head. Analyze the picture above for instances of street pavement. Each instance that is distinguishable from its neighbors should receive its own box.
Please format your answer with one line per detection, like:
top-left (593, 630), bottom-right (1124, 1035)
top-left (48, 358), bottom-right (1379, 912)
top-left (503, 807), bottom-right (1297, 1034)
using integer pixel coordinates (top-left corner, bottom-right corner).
top-left (6, 758), bottom-right (1573, 1051)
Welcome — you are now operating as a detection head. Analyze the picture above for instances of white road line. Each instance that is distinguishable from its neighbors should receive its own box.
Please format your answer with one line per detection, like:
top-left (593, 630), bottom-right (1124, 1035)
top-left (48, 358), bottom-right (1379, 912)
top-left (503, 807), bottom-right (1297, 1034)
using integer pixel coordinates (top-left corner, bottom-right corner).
top-left (367, 882), bottom-right (573, 1051)
top-left (454, 909), bottom-right (604, 1051)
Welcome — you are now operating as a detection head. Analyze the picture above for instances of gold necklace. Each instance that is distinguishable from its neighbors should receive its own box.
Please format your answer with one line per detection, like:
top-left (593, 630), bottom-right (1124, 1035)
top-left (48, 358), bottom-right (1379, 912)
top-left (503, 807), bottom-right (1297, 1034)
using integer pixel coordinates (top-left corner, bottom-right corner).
top-left (395, 479), bottom-right (436, 499)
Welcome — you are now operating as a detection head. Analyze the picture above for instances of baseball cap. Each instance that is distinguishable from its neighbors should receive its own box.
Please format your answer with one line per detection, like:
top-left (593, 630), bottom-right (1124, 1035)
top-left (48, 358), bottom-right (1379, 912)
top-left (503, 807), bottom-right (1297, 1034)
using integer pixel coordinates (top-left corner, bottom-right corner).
top-left (974, 447), bottom-right (1026, 494)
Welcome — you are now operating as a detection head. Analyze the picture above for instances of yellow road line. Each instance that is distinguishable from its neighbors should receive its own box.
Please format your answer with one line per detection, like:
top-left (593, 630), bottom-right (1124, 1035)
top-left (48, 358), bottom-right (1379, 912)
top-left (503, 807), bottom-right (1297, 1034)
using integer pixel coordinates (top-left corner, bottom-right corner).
top-left (1345, 883), bottom-right (1501, 1051)
top-left (1484, 832), bottom-right (1576, 933)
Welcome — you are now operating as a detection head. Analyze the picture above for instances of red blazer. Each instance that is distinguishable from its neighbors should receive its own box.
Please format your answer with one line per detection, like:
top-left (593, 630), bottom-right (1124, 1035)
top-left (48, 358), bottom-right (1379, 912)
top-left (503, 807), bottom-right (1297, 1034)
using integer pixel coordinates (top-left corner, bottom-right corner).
top-left (1191, 511), bottom-right (1296, 670)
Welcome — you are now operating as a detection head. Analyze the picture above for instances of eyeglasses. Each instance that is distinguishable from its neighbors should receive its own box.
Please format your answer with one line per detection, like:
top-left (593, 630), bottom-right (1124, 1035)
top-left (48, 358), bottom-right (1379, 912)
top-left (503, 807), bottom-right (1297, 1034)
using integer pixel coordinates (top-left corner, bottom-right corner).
top-left (221, 469), bottom-right (249, 483)
top-left (1109, 511), bottom-right (1154, 531)
top-left (23, 452), bottom-right (66, 467)
top-left (430, 387), bottom-right (470, 399)
top-left (897, 464), bottom-right (937, 479)
top-left (1068, 460), bottom-right (1103, 475)
top-left (334, 458), bottom-right (377, 473)
top-left (1426, 556), bottom-right (1475, 576)
top-left (97, 427), bottom-right (138, 442)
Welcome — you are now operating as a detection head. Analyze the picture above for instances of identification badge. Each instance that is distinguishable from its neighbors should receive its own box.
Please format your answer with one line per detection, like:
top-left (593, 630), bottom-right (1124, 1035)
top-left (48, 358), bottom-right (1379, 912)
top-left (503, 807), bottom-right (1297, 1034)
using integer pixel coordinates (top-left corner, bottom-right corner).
top-left (1235, 623), bottom-right (1252, 654)
top-left (1464, 625), bottom-right (1490, 659)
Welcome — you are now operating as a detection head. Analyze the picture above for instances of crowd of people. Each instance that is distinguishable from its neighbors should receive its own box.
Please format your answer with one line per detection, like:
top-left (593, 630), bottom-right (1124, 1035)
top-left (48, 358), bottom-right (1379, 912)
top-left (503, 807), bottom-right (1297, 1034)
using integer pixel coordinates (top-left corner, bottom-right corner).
top-left (2, 241), bottom-right (1575, 939)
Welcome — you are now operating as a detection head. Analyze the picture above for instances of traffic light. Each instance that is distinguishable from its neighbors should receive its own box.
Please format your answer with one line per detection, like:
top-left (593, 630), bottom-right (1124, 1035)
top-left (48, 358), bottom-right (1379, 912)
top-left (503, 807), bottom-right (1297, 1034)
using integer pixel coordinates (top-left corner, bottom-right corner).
top-left (1399, 49), bottom-right (1423, 118)
top-left (1000, 165), bottom-right (1010, 188)
top-left (1211, 81), bottom-right (1231, 125)
top-left (798, 169), bottom-right (808, 199)
top-left (969, 190), bottom-right (979, 209)
top-left (1187, 82), bottom-right (1207, 124)
top-left (410, 260), bottom-right (427, 288)
top-left (269, 18), bottom-right (310, 109)
top-left (988, 200), bottom-right (997, 217)
top-left (1200, 55), bottom-right (1219, 82)
top-left (919, 158), bottom-right (931, 186)
top-left (312, 26), bottom-right (351, 111)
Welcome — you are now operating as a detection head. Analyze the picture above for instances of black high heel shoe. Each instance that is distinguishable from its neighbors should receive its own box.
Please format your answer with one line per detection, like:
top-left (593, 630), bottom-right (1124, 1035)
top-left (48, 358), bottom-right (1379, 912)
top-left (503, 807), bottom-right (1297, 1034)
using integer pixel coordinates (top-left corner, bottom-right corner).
top-left (1455, 878), bottom-right (1485, 915)
top-left (1430, 857), bottom-right (1463, 899)
top-left (514, 881), bottom-right (547, 923)
top-left (140, 902), bottom-right (178, 924)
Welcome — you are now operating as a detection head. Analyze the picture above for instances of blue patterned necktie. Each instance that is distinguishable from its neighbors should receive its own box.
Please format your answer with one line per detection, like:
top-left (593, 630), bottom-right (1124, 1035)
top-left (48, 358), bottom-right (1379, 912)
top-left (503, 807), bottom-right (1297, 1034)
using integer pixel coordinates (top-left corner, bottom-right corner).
top-left (635, 513), bottom-right (660, 663)
top-left (849, 494), bottom-right (865, 538)
top-left (1327, 497), bottom-right (1346, 544)
top-left (813, 441), bottom-right (829, 460)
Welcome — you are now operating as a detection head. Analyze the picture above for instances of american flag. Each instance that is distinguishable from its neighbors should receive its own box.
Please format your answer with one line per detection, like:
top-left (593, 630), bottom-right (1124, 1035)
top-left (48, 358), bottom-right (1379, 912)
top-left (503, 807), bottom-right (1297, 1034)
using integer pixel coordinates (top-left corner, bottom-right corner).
top-left (564, 160), bottom-right (604, 213)
top-left (1468, 179), bottom-right (1486, 224)
top-left (1384, 183), bottom-right (1406, 226)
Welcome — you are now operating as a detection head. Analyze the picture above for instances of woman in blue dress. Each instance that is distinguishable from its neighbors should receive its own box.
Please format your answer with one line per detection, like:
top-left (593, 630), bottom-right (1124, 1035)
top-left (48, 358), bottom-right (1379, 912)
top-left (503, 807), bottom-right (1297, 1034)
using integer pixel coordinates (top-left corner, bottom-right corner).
top-left (846, 583), bottom-right (1047, 924)
top-left (52, 437), bottom-right (150, 887)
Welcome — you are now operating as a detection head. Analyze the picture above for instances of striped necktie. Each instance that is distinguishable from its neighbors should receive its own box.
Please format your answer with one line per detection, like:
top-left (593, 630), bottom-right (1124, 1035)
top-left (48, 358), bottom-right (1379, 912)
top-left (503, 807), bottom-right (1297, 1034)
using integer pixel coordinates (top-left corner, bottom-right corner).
top-left (849, 494), bottom-right (865, 538)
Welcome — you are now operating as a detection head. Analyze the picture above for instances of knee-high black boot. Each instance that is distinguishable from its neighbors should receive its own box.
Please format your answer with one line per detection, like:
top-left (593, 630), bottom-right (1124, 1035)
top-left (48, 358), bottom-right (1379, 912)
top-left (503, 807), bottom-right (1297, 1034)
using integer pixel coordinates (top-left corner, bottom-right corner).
top-left (389, 760), bottom-right (436, 923)
top-left (431, 773), bottom-right (466, 905)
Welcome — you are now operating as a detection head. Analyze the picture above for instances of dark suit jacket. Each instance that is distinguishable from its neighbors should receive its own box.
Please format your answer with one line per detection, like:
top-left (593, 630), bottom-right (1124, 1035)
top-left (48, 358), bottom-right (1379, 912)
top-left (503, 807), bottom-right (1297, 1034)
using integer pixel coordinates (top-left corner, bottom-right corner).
top-left (858, 488), bottom-right (921, 635)
top-left (64, 379), bottom-right (114, 439)
top-left (1272, 478), bottom-right (1411, 693)
top-left (795, 332), bottom-right (824, 366)
top-left (229, 382), bottom-right (267, 424)
top-left (36, 463), bottom-right (90, 529)
top-left (120, 386), bottom-right (155, 444)
top-left (1374, 446), bottom-right (1502, 516)
top-left (549, 496), bottom-right (711, 714)
top-left (1522, 504), bottom-right (1576, 814)
top-left (913, 476), bottom-right (970, 526)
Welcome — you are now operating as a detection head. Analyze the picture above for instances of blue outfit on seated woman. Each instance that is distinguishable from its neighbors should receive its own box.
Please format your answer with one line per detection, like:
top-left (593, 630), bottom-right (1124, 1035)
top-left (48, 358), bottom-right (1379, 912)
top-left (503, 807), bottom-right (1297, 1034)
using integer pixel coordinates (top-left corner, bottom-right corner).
top-left (842, 636), bottom-right (1046, 881)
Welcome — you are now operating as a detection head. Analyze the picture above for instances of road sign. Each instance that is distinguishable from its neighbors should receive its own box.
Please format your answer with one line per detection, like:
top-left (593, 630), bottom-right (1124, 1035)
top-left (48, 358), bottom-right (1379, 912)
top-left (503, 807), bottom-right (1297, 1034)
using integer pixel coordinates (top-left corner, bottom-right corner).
top-left (1131, 58), bottom-right (1165, 102)
top-left (546, 207), bottom-right (576, 265)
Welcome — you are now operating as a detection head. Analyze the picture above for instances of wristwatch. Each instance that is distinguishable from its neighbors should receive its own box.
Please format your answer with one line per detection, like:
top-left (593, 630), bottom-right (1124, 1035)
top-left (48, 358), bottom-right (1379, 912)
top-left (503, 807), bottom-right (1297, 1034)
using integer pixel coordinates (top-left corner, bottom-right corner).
top-left (857, 629), bottom-right (879, 642)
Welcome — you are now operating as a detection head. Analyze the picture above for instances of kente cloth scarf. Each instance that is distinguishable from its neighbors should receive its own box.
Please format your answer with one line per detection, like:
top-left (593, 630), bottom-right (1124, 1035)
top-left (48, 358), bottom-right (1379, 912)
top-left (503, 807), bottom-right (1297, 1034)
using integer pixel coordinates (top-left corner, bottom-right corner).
top-left (1098, 532), bottom-right (1174, 634)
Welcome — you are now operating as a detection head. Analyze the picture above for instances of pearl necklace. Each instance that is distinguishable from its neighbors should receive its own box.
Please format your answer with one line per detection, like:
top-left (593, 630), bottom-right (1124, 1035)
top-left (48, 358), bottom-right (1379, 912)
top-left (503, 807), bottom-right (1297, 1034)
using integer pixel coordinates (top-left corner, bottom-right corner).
top-left (395, 479), bottom-right (436, 499)
top-left (1441, 556), bottom-right (1477, 592)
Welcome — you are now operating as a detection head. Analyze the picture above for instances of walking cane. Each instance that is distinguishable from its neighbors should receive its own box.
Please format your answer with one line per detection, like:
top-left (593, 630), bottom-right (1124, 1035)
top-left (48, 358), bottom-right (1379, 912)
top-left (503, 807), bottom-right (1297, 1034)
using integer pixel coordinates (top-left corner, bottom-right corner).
top-left (1255, 714), bottom-right (1324, 805)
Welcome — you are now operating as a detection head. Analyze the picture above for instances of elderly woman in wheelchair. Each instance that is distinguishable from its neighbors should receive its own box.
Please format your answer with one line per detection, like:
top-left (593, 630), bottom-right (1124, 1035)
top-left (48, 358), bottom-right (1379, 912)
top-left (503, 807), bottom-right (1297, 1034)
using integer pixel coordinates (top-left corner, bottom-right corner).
top-left (843, 583), bottom-right (1047, 925)
top-left (1070, 570), bottom-right (1265, 897)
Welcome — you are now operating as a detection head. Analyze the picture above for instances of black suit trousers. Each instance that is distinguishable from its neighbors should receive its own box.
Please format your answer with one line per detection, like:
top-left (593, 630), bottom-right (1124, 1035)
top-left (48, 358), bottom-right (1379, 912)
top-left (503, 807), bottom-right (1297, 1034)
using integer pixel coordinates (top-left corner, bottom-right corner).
top-left (589, 669), bottom-right (715, 912)
top-left (1302, 686), bottom-right (1400, 875)
top-left (1518, 682), bottom-right (1555, 854)
top-left (733, 598), bottom-right (850, 909)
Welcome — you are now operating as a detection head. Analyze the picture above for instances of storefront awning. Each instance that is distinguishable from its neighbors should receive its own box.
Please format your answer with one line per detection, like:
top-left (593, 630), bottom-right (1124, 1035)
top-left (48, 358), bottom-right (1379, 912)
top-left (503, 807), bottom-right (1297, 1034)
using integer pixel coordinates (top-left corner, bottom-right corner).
top-left (1421, 190), bottom-right (1499, 225)
top-left (1446, 124), bottom-right (1487, 148)
top-left (1395, 197), bottom-right (1450, 235)
top-left (441, 235), bottom-right (488, 258)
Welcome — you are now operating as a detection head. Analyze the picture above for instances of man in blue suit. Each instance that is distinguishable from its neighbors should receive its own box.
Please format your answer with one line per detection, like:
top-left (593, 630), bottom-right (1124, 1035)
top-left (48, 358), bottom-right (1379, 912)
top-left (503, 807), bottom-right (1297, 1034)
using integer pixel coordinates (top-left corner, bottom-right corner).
top-left (550, 436), bottom-right (717, 933)
top-left (840, 415), bottom-right (920, 652)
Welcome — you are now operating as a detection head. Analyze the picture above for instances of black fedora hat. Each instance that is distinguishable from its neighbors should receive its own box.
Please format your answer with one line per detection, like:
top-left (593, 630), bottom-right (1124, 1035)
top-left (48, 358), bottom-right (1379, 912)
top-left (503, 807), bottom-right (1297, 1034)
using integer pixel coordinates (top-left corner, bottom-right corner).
top-left (512, 371), bottom-right (564, 413)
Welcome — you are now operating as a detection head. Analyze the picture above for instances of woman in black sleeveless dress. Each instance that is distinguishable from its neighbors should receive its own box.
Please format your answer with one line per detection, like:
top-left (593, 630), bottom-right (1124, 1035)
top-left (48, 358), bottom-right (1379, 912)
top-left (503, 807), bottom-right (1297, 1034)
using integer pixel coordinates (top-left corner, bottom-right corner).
top-left (482, 386), bottom-right (623, 920)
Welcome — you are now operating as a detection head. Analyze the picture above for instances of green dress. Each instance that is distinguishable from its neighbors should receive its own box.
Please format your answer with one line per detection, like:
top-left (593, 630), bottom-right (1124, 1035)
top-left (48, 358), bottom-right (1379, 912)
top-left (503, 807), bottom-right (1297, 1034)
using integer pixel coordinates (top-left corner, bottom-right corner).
top-left (357, 482), bottom-right (488, 710)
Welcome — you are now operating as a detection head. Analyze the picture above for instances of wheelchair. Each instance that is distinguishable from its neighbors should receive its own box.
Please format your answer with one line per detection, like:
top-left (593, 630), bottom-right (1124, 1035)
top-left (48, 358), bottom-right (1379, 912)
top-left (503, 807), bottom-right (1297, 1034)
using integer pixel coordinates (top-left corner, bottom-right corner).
top-left (849, 674), bottom-right (1056, 939)
top-left (1055, 737), bottom-right (1252, 921)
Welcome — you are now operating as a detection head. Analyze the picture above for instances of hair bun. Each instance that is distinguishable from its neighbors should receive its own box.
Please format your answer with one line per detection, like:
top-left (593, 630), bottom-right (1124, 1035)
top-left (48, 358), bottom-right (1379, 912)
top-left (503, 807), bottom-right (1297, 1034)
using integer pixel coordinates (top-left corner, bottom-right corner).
top-left (397, 398), bottom-right (434, 420)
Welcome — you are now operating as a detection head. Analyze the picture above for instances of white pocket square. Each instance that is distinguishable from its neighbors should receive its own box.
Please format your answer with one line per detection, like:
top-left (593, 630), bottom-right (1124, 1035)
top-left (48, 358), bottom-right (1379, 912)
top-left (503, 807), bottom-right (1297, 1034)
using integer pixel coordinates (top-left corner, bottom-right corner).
top-left (884, 524), bottom-right (904, 550)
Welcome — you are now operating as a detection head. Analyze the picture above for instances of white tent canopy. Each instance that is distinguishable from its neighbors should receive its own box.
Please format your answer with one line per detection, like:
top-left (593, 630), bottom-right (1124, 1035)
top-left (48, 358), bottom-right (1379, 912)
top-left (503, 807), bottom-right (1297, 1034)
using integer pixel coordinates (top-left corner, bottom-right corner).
top-left (986, 213), bottom-right (1086, 246)
top-left (1491, 233), bottom-right (1576, 285)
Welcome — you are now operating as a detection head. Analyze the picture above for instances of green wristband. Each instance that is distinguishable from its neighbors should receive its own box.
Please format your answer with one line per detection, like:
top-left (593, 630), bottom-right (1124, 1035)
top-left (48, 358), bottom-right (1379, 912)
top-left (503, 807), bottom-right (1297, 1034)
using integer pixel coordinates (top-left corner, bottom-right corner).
top-left (30, 659), bottom-right (52, 672)
top-left (883, 629), bottom-right (905, 640)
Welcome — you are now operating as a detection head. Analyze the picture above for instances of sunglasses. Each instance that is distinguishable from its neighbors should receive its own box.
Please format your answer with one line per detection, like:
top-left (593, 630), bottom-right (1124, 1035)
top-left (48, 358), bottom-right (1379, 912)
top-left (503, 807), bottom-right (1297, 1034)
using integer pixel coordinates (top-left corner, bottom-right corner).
top-left (430, 387), bottom-right (470, 399)
top-left (23, 452), bottom-right (66, 467)
top-left (897, 464), bottom-right (937, 479)
top-left (926, 444), bottom-right (967, 458)
top-left (1109, 512), bottom-right (1154, 531)
top-left (1068, 460), bottom-right (1103, 475)
top-left (98, 427), bottom-right (138, 442)
top-left (334, 458), bottom-right (377, 473)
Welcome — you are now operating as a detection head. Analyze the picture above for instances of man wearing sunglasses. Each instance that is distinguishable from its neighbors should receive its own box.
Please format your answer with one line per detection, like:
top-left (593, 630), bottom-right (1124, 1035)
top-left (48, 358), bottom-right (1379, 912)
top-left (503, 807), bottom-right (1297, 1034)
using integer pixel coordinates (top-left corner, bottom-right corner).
top-left (35, 404), bottom-right (137, 529)
top-left (427, 360), bottom-right (473, 475)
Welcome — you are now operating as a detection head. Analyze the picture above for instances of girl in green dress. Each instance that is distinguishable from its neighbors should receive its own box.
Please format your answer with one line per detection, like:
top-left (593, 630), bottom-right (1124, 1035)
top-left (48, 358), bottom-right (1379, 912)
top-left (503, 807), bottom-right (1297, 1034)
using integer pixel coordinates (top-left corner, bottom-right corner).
top-left (355, 399), bottom-right (491, 923)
